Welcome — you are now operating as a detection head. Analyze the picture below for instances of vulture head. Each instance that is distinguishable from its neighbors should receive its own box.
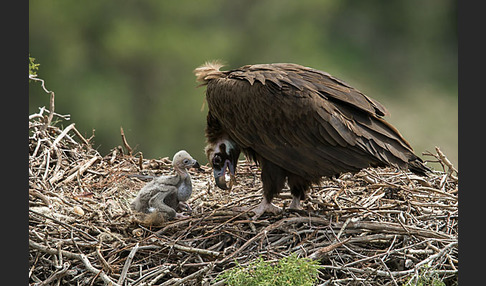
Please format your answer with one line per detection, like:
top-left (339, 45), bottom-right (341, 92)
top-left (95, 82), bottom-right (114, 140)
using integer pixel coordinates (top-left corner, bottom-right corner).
top-left (205, 138), bottom-right (240, 190)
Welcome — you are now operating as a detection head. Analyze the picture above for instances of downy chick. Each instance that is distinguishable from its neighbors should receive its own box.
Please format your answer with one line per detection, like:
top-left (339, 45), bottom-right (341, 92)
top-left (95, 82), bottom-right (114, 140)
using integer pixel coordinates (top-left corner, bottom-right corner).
top-left (130, 150), bottom-right (200, 223)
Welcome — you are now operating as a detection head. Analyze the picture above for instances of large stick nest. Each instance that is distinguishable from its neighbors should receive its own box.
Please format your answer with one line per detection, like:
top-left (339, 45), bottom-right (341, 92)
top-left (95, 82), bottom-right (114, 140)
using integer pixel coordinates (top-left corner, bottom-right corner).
top-left (29, 93), bottom-right (458, 285)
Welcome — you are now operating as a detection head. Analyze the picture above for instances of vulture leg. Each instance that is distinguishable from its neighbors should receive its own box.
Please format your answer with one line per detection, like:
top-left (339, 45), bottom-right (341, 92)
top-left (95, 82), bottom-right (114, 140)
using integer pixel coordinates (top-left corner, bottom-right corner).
top-left (289, 197), bottom-right (301, 210)
top-left (287, 175), bottom-right (312, 210)
top-left (251, 159), bottom-right (286, 220)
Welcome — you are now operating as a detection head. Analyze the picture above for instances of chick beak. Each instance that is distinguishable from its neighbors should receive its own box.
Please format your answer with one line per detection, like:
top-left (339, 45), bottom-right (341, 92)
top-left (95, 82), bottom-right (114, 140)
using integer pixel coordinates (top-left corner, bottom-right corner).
top-left (192, 160), bottom-right (203, 171)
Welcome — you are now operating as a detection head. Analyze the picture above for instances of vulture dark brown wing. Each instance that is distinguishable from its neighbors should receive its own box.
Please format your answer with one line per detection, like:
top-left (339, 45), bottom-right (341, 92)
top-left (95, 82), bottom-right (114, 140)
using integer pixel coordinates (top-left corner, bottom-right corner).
top-left (205, 64), bottom-right (421, 177)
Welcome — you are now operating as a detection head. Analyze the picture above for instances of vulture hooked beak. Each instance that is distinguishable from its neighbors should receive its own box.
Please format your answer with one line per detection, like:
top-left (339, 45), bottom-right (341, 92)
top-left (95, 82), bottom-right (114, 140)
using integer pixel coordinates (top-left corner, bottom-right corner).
top-left (213, 159), bottom-right (236, 190)
top-left (208, 140), bottom-right (240, 190)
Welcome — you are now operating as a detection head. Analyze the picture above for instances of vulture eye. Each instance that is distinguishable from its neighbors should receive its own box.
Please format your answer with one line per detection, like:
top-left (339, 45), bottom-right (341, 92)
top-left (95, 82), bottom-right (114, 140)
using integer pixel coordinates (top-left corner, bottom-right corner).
top-left (183, 159), bottom-right (189, 164)
top-left (213, 154), bottom-right (222, 166)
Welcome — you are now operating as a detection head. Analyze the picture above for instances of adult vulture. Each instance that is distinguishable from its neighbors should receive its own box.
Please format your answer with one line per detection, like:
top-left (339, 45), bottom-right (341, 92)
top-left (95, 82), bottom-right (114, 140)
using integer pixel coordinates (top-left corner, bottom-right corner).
top-left (194, 62), bottom-right (430, 219)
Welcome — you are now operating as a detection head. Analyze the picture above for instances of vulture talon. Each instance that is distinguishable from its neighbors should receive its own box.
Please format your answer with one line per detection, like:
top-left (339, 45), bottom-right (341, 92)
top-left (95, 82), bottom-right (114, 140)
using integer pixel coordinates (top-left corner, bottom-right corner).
top-left (250, 199), bottom-right (282, 220)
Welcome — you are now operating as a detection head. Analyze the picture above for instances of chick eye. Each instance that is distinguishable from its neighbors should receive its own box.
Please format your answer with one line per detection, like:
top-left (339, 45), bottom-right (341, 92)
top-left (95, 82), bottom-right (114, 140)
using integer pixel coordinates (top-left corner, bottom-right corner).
top-left (183, 159), bottom-right (189, 164)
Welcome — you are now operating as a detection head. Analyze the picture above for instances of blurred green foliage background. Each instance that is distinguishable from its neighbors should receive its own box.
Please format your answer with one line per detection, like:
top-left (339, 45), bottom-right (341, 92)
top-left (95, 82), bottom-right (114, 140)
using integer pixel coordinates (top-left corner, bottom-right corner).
top-left (29, 0), bottom-right (457, 168)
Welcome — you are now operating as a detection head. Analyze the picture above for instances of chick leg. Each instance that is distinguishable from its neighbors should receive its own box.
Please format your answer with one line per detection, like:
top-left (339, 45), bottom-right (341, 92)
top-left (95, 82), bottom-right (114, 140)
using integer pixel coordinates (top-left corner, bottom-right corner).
top-left (178, 201), bottom-right (192, 213)
top-left (148, 192), bottom-right (177, 220)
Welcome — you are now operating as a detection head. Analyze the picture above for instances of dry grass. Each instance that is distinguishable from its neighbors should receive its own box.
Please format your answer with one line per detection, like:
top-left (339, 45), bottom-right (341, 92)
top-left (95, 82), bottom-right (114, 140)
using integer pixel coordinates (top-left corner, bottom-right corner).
top-left (29, 91), bottom-right (458, 286)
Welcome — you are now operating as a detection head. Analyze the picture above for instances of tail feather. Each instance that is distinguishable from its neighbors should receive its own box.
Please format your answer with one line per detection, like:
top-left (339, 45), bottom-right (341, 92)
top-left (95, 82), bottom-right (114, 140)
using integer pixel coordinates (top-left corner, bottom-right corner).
top-left (408, 157), bottom-right (431, 176)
